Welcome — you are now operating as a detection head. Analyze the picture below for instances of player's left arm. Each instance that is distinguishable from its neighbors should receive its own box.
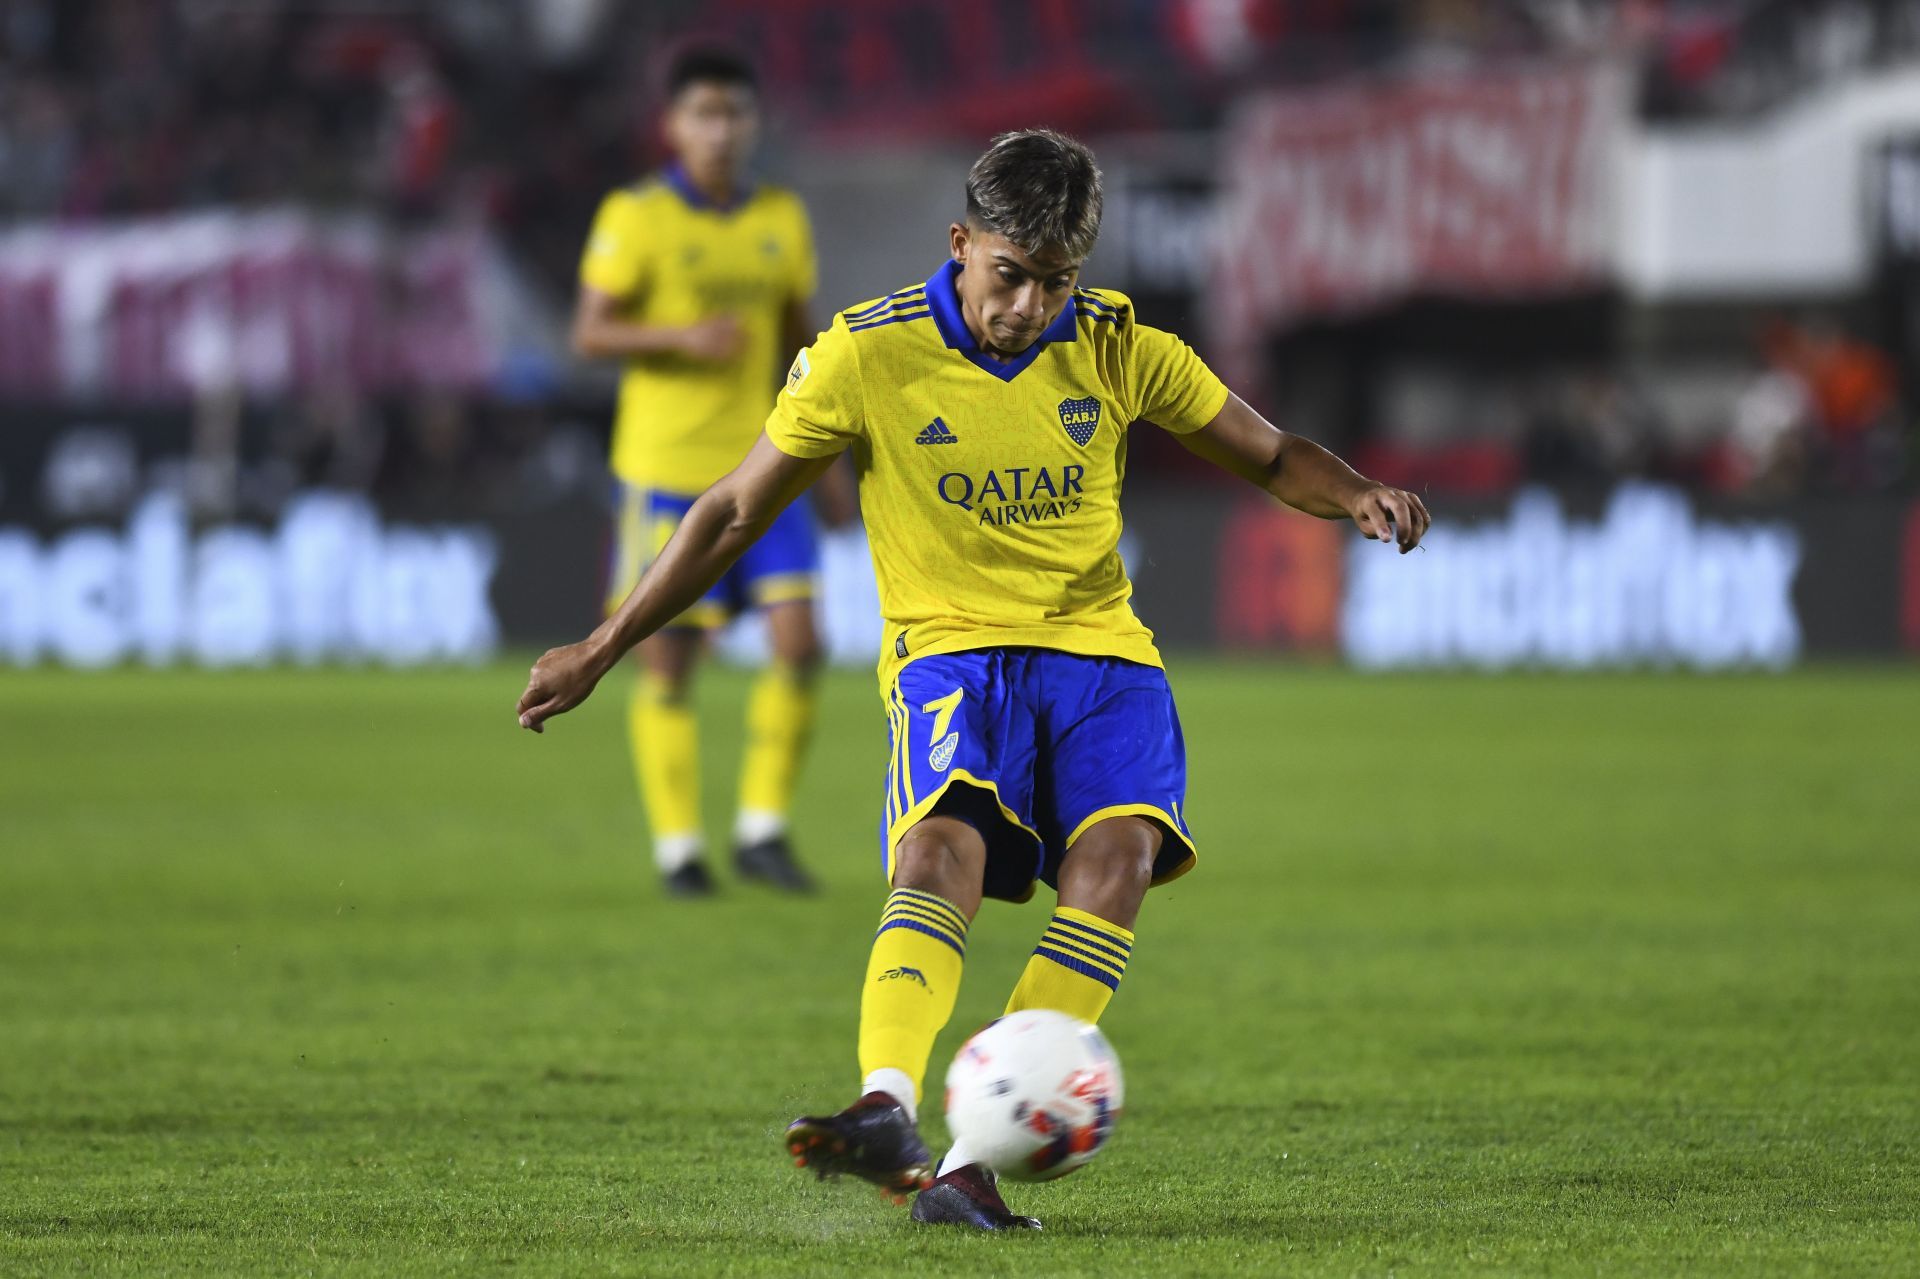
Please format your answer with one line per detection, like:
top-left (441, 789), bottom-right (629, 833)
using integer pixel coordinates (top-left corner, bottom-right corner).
top-left (1177, 394), bottom-right (1431, 553)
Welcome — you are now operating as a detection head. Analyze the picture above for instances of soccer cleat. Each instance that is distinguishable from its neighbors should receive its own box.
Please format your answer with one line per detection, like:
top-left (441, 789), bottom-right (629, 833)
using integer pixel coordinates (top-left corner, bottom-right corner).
top-left (784, 1091), bottom-right (932, 1196)
top-left (911, 1163), bottom-right (1043, 1231)
top-left (662, 861), bottom-right (716, 898)
top-left (734, 835), bottom-right (816, 893)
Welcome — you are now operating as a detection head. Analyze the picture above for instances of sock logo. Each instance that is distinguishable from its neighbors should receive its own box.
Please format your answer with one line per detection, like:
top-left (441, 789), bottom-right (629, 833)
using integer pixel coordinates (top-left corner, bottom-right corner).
top-left (878, 965), bottom-right (928, 987)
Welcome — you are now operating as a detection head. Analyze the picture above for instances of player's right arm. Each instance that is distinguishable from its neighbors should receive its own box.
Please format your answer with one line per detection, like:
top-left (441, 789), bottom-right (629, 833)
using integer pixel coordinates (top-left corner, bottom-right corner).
top-left (571, 288), bottom-right (743, 362)
top-left (569, 190), bottom-right (742, 364)
top-left (518, 317), bottom-right (866, 732)
top-left (517, 436), bottom-right (835, 731)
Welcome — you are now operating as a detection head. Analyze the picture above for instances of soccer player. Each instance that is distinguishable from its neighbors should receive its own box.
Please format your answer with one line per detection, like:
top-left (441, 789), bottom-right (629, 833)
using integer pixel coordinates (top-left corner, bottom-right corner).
top-left (572, 47), bottom-right (827, 897)
top-left (520, 130), bottom-right (1429, 1228)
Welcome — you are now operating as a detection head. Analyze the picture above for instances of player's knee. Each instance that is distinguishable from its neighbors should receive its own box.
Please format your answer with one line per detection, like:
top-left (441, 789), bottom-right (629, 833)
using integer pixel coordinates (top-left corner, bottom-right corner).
top-left (775, 637), bottom-right (824, 679)
top-left (639, 634), bottom-right (699, 693)
top-left (891, 818), bottom-right (985, 912)
top-left (1060, 817), bottom-right (1160, 917)
top-left (766, 605), bottom-right (823, 675)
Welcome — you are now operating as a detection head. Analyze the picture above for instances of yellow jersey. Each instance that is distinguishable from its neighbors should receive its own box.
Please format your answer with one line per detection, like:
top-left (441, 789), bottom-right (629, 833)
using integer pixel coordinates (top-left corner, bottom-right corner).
top-left (579, 167), bottom-right (816, 490)
top-left (766, 260), bottom-right (1230, 685)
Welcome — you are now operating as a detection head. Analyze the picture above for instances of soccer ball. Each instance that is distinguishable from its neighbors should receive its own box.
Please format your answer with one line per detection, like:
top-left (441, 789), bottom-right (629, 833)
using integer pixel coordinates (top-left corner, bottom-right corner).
top-left (943, 1009), bottom-right (1124, 1182)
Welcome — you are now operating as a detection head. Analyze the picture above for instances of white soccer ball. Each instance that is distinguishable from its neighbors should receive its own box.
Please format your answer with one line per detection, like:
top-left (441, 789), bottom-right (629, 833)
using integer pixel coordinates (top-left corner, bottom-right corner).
top-left (943, 1009), bottom-right (1124, 1182)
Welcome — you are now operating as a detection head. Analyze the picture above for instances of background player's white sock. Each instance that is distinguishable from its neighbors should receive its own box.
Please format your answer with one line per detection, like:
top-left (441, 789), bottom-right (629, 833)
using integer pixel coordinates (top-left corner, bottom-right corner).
top-left (734, 809), bottom-right (785, 845)
top-left (652, 831), bottom-right (703, 873)
top-left (862, 1067), bottom-right (918, 1121)
top-left (937, 1139), bottom-right (978, 1177)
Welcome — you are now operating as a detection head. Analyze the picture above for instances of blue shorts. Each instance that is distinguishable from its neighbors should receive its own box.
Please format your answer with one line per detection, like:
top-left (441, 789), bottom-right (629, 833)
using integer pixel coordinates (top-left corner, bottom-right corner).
top-left (607, 481), bottom-right (819, 624)
top-left (880, 648), bottom-right (1196, 903)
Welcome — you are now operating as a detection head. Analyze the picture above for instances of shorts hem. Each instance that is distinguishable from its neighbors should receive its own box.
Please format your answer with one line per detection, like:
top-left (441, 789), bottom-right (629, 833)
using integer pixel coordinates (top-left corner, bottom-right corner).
top-left (883, 768), bottom-right (1040, 881)
top-left (751, 573), bottom-right (819, 606)
top-left (1065, 802), bottom-right (1198, 887)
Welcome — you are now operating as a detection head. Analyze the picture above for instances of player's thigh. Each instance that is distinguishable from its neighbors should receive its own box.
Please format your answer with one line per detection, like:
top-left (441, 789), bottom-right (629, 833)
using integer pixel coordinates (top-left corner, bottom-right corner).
top-left (1035, 655), bottom-right (1196, 888)
top-left (879, 652), bottom-right (1043, 902)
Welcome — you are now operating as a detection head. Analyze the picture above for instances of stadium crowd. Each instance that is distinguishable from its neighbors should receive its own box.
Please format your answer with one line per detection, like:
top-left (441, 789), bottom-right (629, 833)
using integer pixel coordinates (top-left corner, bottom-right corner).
top-left (1, 0), bottom-right (1915, 501)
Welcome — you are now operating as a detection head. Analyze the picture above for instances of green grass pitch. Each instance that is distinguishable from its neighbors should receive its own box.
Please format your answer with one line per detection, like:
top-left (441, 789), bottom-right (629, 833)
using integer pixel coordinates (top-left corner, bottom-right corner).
top-left (3, 661), bottom-right (1917, 1276)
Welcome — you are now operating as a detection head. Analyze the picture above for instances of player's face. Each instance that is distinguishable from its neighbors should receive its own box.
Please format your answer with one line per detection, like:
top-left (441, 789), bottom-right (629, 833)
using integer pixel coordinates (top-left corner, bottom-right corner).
top-left (949, 224), bottom-right (1081, 357)
top-left (665, 81), bottom-right (759, 184)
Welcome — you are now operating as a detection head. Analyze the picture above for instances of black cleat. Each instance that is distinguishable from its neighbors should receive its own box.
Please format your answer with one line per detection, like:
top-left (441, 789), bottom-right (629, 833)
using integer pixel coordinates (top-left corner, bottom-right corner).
top-left (662, 861), bottom-right (716, 898)
top-left (735, 835), bottom-right (816, 893)
top-left (784, 1092), bottom-right (932, 1200)
top-left (911, 1163), bottom-right (1042, 1231)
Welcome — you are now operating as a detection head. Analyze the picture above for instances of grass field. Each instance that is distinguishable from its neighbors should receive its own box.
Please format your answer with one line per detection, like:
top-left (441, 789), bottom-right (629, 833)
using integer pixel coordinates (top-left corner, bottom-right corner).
top-left (2, 661), bottom-right (1917, 1277)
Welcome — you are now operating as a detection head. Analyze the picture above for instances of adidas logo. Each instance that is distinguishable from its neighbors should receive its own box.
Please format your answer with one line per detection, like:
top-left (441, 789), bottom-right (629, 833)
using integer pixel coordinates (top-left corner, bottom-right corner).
top-left (915, 417), bottom-right (958, 445)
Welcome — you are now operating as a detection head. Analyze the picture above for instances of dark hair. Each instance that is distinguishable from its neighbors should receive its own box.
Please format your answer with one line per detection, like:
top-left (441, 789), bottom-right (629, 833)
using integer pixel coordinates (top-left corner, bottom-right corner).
top-left (964, 129), bottom-right (1104, 261)
top-left (667, 46), bottom-right (757, 99)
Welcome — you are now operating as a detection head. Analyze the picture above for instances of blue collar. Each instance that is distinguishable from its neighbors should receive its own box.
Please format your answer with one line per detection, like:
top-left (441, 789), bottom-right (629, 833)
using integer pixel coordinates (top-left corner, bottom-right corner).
top-left (924, 259), bottom-right (1077, 382)
top-left (662, 162), bottom-right (753, 214)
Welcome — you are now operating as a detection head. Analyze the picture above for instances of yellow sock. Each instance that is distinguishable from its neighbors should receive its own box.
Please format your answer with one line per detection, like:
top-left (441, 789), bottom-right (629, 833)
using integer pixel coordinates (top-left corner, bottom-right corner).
top-left (630, 677), bottom-right (701, 869)
top-left (736, 663), bottom-right (816, 835)
top-left (1005, 906), bottom-right (1134, 1024)
top-left (857, 888), bottom-right (970, 1106)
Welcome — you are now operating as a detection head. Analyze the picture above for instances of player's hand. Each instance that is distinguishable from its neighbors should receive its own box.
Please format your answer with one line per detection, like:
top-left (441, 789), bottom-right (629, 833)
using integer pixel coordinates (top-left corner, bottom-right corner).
top-left (677, 315), bottom-right (745, 363)
top-left (517, 640), bottom-right (613, 733)
top-left (1348, 484), bottom-right (1431, 554)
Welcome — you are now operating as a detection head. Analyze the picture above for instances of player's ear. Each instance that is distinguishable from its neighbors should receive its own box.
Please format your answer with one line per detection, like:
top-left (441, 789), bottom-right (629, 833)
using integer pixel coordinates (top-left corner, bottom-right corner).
top-left (949, 222), bottom-right (970, 264)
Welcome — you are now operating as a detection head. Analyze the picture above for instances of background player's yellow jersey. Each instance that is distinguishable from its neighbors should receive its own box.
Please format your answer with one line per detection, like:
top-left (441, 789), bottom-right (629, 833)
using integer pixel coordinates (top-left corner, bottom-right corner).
top-left (580, 167), bottom-right (816, 491)
top-left (766, 260), bottom-right (1229, 685)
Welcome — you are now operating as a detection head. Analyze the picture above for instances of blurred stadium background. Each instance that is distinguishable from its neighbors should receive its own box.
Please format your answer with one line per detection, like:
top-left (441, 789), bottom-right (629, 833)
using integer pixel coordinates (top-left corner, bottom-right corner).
top-left (5, 2), bottom-right (1919, 1275)
top-left (4, 0), bottom-right (1919, 670)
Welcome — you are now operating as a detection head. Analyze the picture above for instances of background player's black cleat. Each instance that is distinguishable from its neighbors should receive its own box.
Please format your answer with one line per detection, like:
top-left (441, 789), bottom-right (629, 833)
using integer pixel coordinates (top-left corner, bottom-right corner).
top-left (735, 835), bottom-right (816, 893)
top-left (911, 1163), bottom-right (1043, 1231)
top-left (662, 861), bottom-right (716, 898)
top-left (784, 1091), bottom-right (932, 1199)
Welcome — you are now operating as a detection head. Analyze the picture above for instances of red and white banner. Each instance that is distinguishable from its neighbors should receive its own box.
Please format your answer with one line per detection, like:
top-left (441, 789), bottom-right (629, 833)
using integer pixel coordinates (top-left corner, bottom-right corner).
top-left (1209, 62), bottom-right (1625, 377)
top-left (0, 213), bottom-right (505, 401)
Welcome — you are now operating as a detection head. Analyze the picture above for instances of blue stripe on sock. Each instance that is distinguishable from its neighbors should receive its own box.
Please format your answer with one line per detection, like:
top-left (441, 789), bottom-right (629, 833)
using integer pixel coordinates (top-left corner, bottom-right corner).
top-left (1049, 915), bottom-right (1132, 954)
top-left (878, 905), bottom-right (966, 938)
top-left (1034, 945), bottom-right (1122, 990)
top-left (1042, 927), bottom-right (1129, 971)
top-left (881, 904), bottom-right (969, 939)
top-left (877, 916), bottom-right (965, 957)
top-left (1039, 934), bottom-right (1127, 980)
top-left (893, 889), bottom-right (968, 933)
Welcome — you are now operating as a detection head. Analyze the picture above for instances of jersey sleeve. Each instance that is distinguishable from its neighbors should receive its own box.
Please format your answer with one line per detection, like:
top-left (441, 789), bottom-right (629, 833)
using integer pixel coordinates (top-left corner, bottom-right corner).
top-left (764, 318), bottom-right (863, 459)
top-left (1129, 323), bottom-right (1231, 435)
top-left (578, 191), bottom-right (650, 298)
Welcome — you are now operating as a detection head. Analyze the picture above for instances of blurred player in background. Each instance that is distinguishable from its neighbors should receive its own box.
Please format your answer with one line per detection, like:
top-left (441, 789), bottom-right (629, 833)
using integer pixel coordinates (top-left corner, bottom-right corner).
top-left (523, 130), bottom-right (1428, 1227)
top-left (572, 48), bottom-right (830, 897)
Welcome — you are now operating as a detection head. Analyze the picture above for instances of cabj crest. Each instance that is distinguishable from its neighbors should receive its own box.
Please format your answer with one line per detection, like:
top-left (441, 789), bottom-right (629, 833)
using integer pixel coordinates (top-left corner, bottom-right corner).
top-left (1057, 396), bottom-right (1102, 446)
